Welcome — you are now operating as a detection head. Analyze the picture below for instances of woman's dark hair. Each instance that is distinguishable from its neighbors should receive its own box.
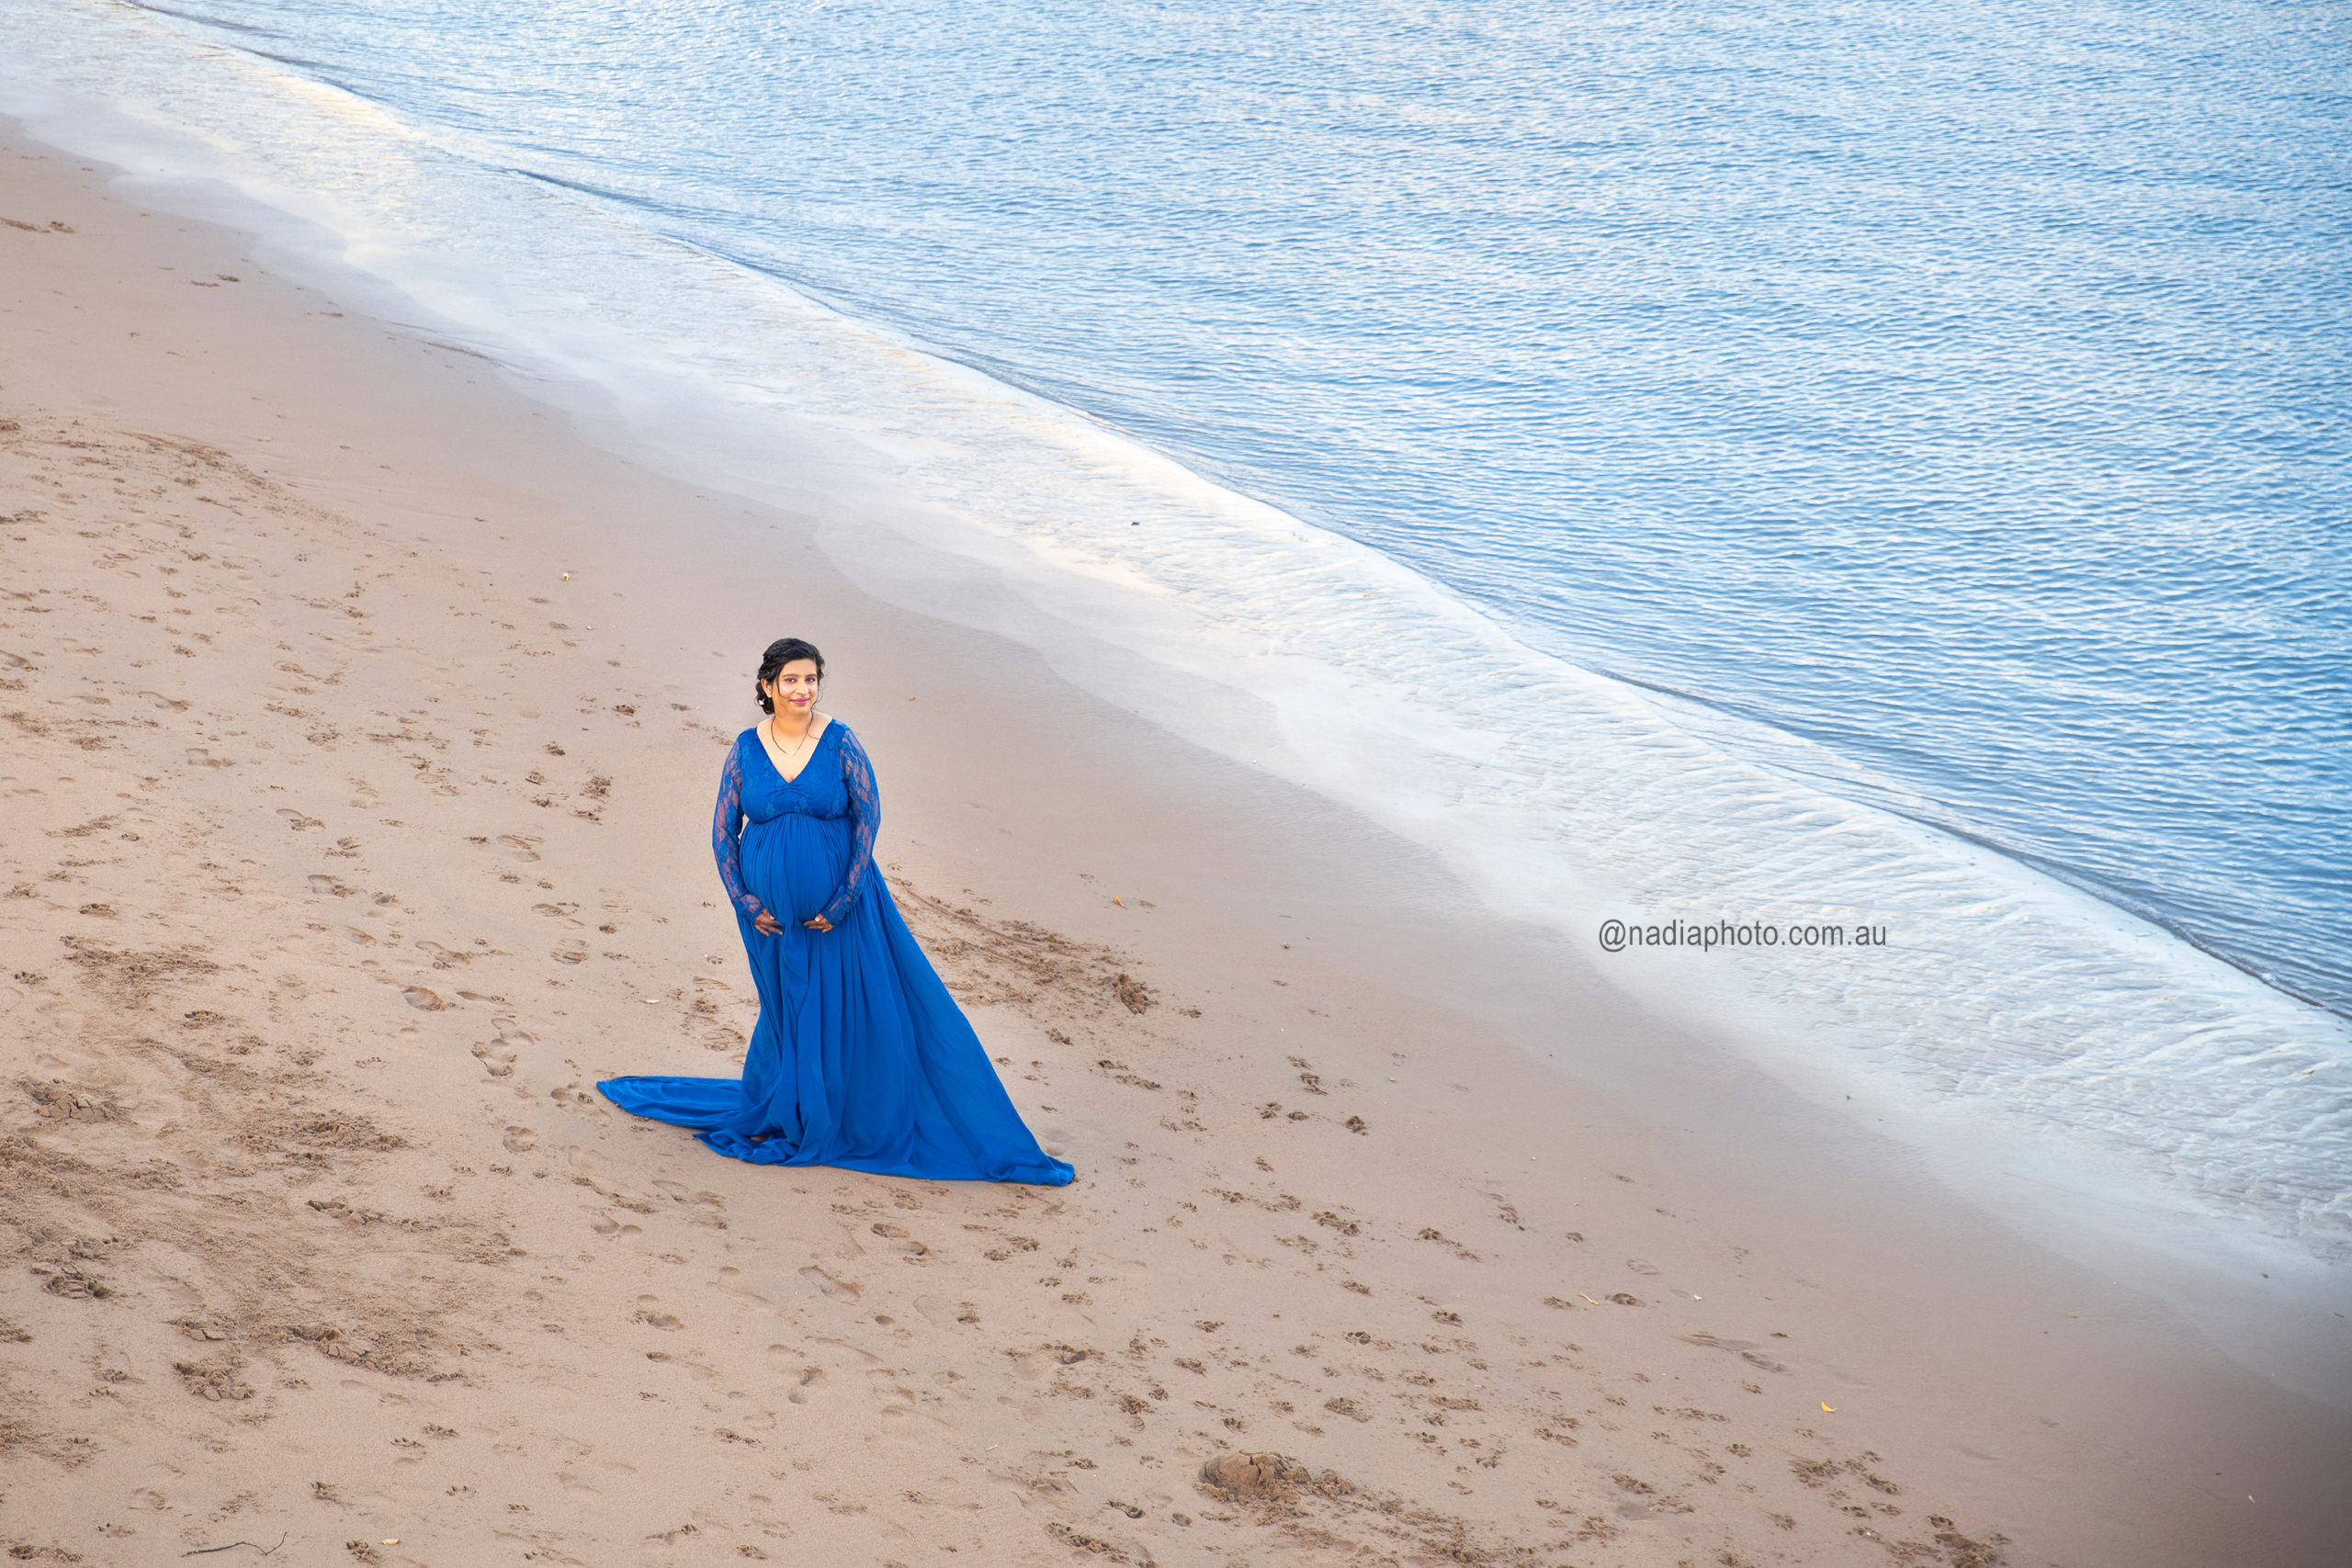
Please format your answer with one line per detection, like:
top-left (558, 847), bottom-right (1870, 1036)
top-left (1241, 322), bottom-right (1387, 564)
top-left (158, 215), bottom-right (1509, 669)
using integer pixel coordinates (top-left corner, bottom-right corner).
top-left (754, 637), bottom-right (825, 713)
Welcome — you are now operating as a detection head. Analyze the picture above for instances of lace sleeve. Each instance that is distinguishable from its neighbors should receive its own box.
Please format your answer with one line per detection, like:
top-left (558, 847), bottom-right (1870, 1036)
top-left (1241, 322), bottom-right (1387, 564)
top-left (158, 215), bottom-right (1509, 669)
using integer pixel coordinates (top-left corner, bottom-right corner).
top-left (713, 738), bottom-right (763, 922)
top-left (817, 727), bottom-right (879, 927)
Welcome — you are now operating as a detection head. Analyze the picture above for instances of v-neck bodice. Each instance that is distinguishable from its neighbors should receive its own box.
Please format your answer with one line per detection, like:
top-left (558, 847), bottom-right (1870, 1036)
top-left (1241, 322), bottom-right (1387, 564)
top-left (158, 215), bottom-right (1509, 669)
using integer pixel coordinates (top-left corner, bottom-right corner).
top-left (755, 717), bottom-right (831, 786)
top-left (741, 721), bottom-right (847, 819)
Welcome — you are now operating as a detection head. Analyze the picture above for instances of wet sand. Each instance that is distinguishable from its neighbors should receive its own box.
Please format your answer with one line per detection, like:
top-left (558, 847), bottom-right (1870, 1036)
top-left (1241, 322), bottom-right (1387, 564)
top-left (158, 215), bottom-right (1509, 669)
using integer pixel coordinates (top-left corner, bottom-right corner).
top-left (4, 130), bottom-right (2348, 1567)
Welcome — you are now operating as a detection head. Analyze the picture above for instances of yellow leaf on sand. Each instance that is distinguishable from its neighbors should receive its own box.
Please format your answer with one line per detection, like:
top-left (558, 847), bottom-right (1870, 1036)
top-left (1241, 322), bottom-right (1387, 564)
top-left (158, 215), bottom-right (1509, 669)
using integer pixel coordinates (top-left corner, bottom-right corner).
top-left (1820, 1403), bottom-right (1837, 1413)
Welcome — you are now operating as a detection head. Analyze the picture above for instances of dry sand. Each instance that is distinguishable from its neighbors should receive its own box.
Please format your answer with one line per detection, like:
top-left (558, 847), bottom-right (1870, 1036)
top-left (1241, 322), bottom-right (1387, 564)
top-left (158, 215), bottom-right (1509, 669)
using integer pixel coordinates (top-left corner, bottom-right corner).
top-left (4, 130), bottom-right (2349, 1568)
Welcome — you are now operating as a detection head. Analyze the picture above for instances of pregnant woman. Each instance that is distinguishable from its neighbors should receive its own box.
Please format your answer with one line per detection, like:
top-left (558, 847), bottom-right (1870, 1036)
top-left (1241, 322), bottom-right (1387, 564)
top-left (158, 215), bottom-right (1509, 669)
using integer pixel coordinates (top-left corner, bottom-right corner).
top-left (597, 637), bottom-right (1073, 1185)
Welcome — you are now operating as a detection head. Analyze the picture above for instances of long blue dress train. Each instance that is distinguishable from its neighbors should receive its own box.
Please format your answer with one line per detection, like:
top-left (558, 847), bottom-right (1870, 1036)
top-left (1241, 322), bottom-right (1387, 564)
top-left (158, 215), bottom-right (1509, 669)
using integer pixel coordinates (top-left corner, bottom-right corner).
top-left (596, 721), bottom-right (1074, 1185)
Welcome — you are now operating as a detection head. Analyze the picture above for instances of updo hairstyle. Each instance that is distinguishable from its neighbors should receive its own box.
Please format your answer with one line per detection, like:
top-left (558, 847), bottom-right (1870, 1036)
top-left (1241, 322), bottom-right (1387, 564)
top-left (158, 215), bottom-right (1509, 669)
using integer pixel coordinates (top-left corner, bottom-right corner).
top-left (754, 637), bottom-right (826, 714)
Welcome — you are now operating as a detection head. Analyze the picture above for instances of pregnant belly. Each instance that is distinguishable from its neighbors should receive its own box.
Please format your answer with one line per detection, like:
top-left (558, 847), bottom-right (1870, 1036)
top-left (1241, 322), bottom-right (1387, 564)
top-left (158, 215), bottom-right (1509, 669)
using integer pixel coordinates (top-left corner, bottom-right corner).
top-left (741, 814), bottom-right (849, 921)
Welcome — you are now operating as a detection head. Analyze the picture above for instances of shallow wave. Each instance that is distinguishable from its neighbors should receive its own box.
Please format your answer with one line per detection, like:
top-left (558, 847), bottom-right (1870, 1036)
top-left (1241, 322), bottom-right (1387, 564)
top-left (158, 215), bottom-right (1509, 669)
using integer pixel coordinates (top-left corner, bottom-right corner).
top-left (4, 0), bottom-right (2346, 1259)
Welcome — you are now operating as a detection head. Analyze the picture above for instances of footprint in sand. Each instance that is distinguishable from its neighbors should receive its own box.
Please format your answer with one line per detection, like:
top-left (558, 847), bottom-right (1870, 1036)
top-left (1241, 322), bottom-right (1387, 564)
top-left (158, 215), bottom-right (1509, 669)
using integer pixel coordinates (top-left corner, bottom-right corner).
top-left (864, 1366), bottom-right (920, 1414)
top-left (869, 1222), bottom-right (932, 1258)
top-left (713, 1267), bottom-right (772, 1304)
top-left (630, 1298), bottom-right (684, 1331)
top-left (403, 987), bottom-right (448, 1011)
top-left (1677, 1330), bottom-right (1789, 1373)
top-left (503, 1125), bottom-right (537, 1154)
top-left (762, 1347), bottom-right (834, 1404)
top-left (474, 1021), bottom-right (530, 1078)
top-left (799, 1265), bottom-right (862, 1302)
top-left (913, 1296), bottom-right (979, 1329)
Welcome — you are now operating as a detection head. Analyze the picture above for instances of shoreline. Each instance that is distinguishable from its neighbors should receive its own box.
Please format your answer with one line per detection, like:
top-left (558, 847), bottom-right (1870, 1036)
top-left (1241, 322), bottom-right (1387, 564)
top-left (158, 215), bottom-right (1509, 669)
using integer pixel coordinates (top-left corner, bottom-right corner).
top-left (5, 0), bottom-right (2346, 1280)
top-left (5, 124), bottom-right (2350, 1568)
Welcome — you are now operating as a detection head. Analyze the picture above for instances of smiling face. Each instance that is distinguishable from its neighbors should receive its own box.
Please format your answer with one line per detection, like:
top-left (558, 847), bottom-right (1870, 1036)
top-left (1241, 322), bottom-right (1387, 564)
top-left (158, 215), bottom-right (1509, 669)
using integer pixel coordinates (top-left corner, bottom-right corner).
top-left (762, 658), bottom-right (821, 721)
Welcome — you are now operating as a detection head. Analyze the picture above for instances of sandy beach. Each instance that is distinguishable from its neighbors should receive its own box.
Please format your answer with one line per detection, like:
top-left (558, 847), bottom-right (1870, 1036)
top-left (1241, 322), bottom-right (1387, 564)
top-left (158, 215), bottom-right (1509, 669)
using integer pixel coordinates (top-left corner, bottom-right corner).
top-left (5, 130), bottom-right (2349, 1568)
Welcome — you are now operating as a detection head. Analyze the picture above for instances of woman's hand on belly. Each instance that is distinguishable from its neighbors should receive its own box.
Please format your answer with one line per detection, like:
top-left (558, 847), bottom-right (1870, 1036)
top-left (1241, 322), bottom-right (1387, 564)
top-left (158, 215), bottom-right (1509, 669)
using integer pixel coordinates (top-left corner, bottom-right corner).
top-left (752, 910), bottom-right (785, 935)
top-left (802, 913), bottom-right (834, 932)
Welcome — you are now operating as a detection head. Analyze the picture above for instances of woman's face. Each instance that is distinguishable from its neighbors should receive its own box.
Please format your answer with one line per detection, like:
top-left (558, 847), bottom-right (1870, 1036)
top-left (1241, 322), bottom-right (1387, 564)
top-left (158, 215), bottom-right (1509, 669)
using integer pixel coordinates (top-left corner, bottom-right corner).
top-left (764, 659), bottom-right (821, 718)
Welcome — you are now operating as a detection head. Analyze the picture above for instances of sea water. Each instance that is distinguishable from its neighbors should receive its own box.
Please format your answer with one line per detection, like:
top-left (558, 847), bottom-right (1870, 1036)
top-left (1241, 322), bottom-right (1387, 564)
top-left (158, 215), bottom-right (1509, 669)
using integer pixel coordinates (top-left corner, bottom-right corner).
top-left (3, 0), bottom-right (2346, 1266)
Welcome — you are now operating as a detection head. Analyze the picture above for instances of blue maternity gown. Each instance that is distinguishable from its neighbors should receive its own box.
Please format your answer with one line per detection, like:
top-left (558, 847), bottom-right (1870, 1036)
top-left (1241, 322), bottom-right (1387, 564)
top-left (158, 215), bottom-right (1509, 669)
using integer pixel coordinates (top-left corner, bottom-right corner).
top-left (596, 722), bottom-right (1073, 1185)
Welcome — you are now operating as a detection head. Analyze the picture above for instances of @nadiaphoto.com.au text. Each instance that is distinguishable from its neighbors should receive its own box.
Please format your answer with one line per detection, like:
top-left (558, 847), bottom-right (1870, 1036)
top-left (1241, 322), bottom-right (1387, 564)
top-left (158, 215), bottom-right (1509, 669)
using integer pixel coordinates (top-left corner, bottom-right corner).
top-left (1597, 917), bottom-right (1890, 953)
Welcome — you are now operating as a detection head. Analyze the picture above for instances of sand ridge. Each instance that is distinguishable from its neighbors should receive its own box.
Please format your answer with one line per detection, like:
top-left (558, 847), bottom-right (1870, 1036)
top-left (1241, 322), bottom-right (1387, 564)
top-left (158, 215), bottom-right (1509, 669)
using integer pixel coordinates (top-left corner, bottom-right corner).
top-left (0, 403), bottom-right (2030, 1564)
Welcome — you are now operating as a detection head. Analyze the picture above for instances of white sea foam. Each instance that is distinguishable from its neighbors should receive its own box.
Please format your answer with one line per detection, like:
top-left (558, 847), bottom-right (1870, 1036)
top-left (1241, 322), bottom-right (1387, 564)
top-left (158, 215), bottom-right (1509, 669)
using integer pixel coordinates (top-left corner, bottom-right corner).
top-left (6, 0), bottom-right (2346, 1283)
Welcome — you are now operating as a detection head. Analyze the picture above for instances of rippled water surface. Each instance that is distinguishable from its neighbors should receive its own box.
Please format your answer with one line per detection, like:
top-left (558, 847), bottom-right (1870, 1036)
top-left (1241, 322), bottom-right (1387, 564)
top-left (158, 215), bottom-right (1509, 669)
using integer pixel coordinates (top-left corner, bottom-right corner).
top-left (119, 0), bottom-right (2352, 1015)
